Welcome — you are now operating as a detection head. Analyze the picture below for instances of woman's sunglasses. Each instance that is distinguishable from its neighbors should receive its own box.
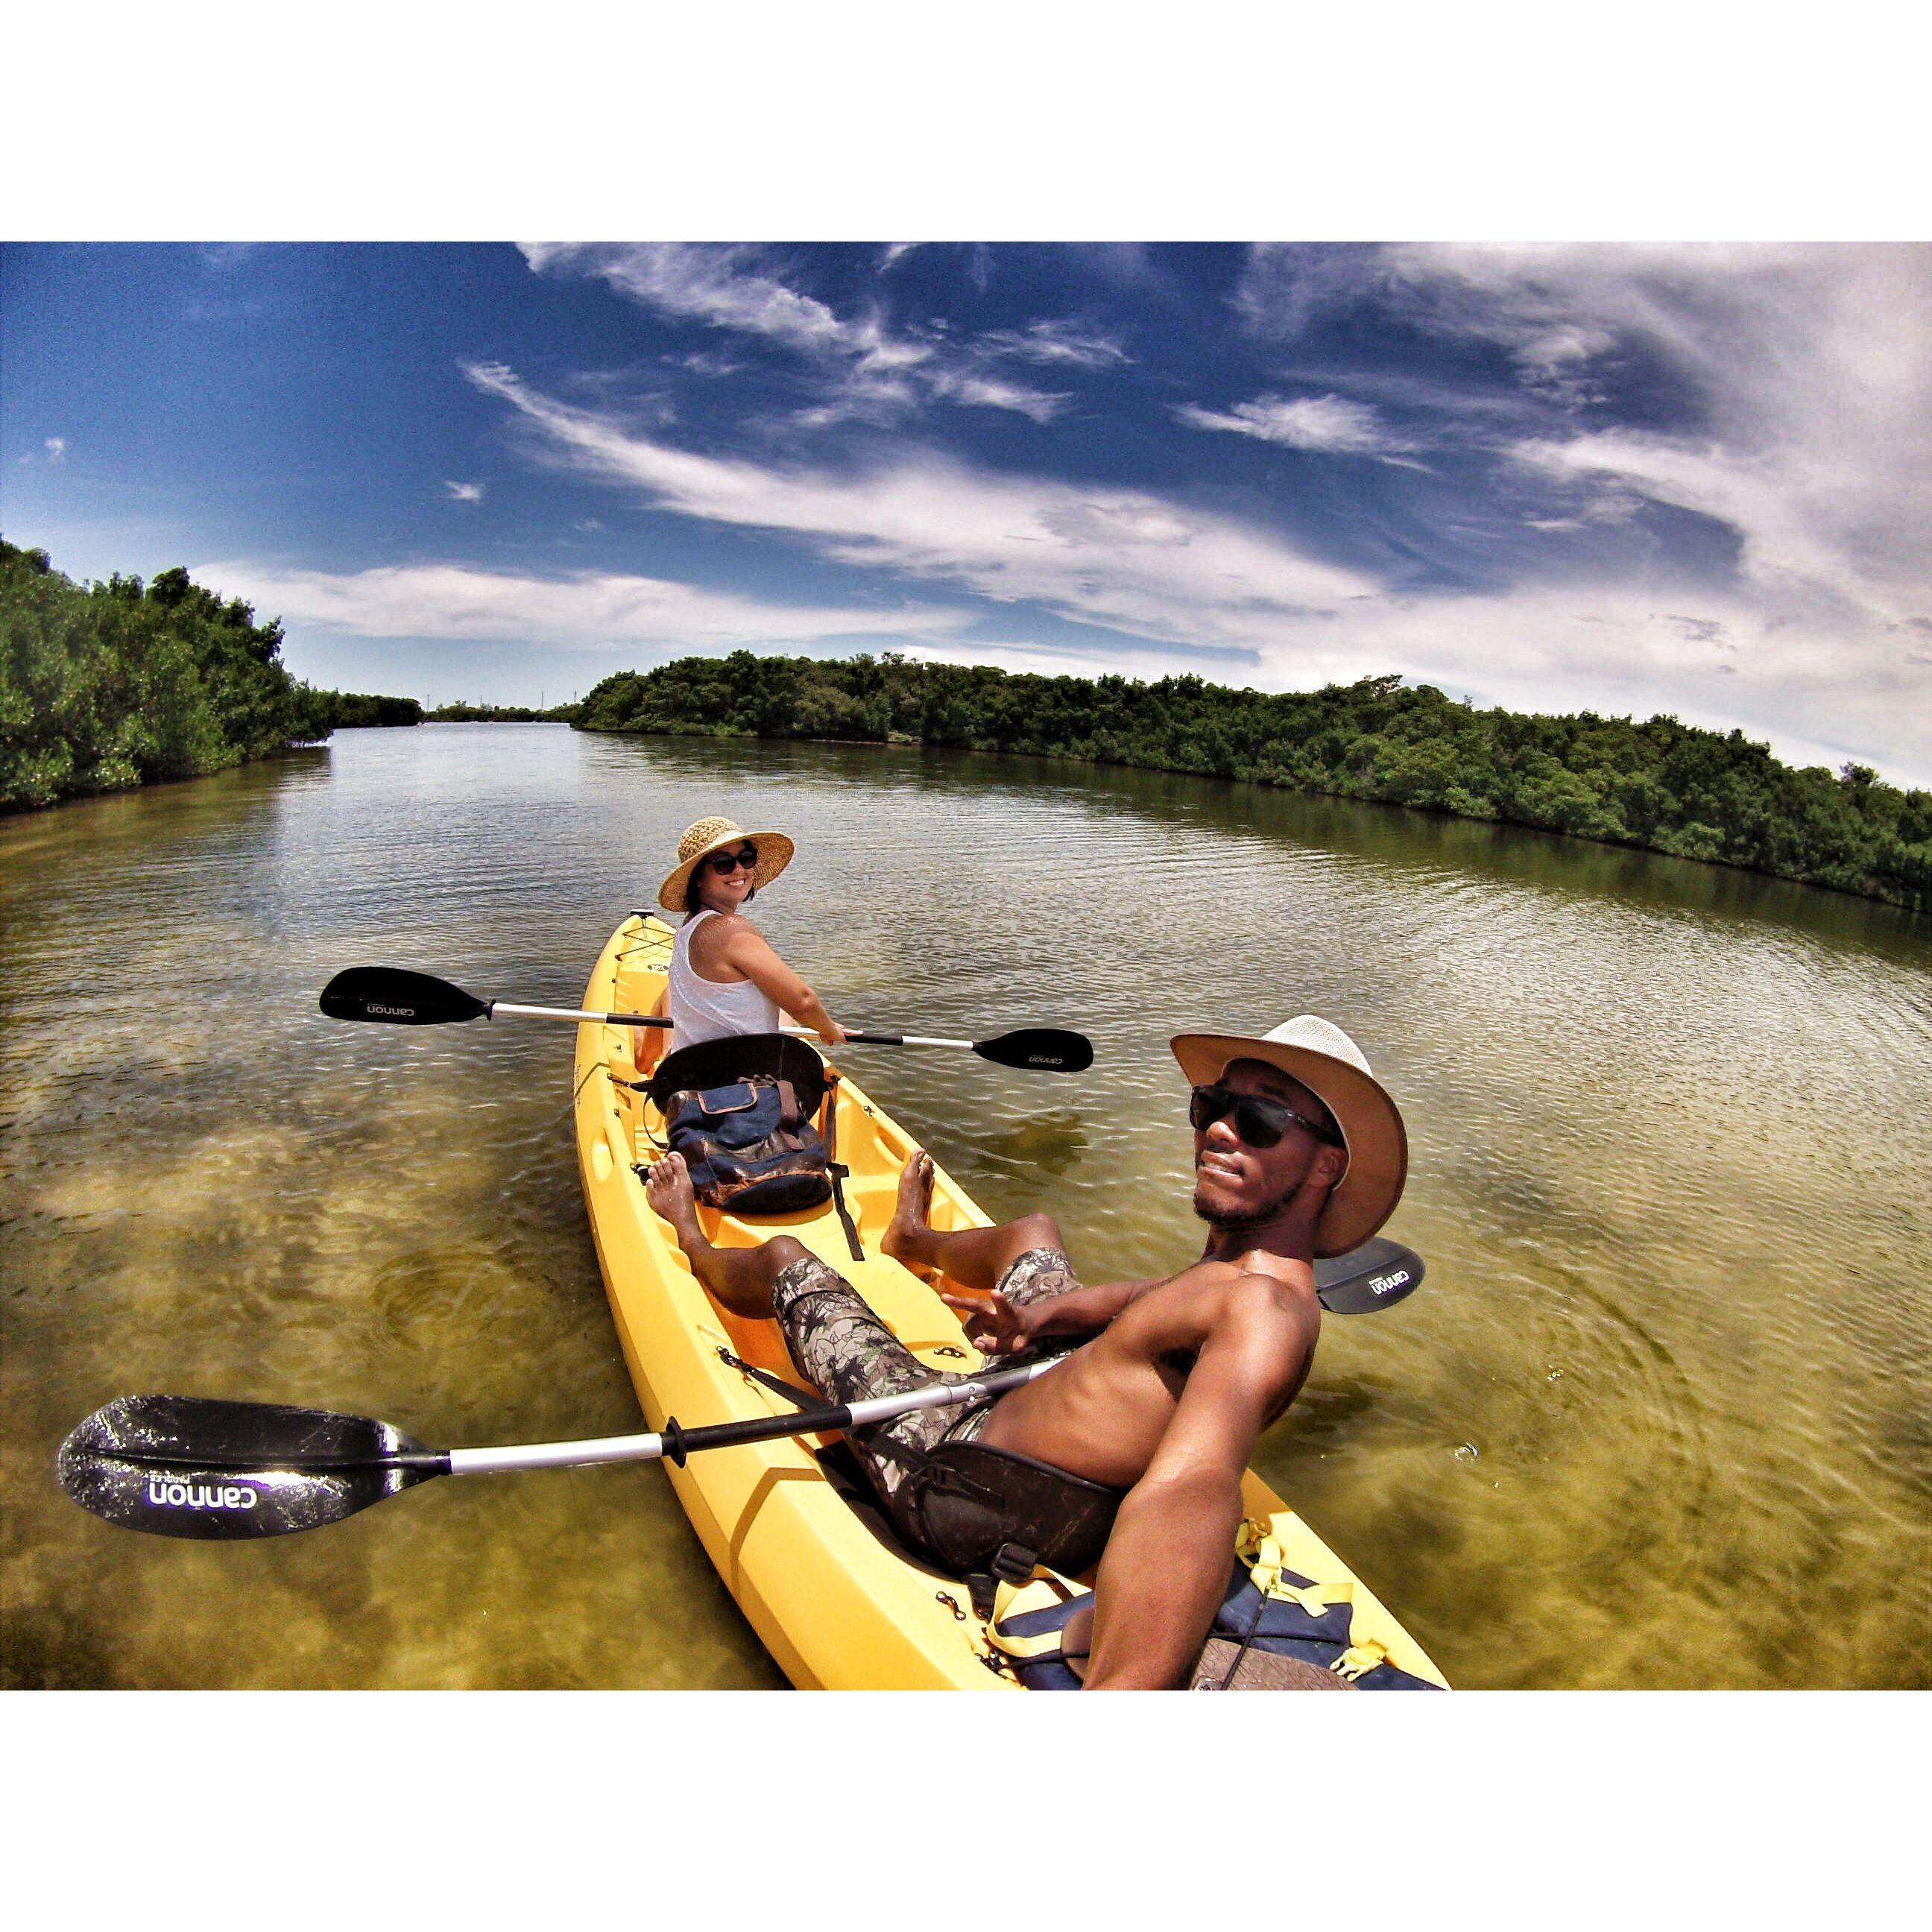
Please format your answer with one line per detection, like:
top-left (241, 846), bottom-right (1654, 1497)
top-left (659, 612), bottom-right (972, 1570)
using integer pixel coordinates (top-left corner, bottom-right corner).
top-left (703, 845), bottom-right (759, 875)
top-left (1189, 1083), bottom-right (1339, 1149)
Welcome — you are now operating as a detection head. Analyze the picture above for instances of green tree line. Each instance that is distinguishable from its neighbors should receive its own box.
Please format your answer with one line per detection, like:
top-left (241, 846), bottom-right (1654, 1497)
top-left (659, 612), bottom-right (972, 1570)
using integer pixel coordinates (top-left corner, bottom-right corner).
top-left (425, 701), bottom-right (578, 723)
top-left (1, 540), bottom-right (336, 810)
top-left (576, 651), bottom-right (1932, 912)
top-left (318, 691), bottom-right (425, 728)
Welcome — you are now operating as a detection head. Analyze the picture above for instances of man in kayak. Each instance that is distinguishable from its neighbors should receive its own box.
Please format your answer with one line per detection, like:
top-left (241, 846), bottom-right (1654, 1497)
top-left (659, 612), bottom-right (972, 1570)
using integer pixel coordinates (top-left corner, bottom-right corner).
top-left (644, 1014), bottom-right (1406, 1689)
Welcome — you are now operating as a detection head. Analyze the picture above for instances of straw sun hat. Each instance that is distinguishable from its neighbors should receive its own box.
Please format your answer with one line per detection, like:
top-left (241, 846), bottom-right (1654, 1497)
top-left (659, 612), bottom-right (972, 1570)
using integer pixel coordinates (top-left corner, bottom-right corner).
top-left (1170, 1016), bottom-right (1408, 1257)
top-left (657, 817), bottom-right (796, 912)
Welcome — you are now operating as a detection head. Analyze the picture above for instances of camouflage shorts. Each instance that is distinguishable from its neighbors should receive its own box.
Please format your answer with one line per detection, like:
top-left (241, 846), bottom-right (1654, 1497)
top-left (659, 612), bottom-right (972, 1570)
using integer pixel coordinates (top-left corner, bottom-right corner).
top-left (770, 1246), bottom-right (1083, 1540)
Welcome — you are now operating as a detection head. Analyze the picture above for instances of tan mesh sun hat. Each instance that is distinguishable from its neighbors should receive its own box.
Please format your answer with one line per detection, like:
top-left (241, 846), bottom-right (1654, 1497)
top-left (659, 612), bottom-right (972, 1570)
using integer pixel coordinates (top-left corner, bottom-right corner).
top-left (657, 817), bottom-right (795, 912)
top-left (1170, 1015), bottom-right (1408, 1257)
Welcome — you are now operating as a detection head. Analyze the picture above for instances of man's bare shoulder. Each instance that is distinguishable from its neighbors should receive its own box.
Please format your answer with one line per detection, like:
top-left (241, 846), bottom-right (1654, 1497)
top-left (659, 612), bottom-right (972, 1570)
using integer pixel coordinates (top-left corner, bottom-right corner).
top-left (1138, 1253), bottom-right (1322, 1317)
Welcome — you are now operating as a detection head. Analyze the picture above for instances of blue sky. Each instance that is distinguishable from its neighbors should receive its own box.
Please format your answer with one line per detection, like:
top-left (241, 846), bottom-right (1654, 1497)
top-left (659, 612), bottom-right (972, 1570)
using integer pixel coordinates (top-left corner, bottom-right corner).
top-left (6, 241), bottom-right (1929, 783)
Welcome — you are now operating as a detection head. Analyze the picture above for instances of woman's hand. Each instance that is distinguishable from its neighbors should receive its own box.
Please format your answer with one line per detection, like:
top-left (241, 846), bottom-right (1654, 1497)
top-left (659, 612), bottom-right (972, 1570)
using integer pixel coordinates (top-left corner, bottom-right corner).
top-left (816, 1017), bottom-right (849, 1046)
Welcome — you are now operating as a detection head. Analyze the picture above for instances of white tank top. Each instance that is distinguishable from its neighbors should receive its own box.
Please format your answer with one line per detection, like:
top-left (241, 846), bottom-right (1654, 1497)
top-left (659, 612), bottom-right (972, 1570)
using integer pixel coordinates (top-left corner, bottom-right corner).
top-left (668, 909), bottom-right (781, 1049)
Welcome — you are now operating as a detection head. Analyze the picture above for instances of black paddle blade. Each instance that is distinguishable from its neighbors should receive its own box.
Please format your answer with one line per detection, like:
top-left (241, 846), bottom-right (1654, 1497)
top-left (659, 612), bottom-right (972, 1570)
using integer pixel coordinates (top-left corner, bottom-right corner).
top-left (318, 966), bottom-right (487, 1026)
top-left (57, 1395), bottom-right (446, 1541)
top-left (1314, 1237), bottom-right (1424, 1315)
top-left (975, 1028), bottom-right (1094, 1073)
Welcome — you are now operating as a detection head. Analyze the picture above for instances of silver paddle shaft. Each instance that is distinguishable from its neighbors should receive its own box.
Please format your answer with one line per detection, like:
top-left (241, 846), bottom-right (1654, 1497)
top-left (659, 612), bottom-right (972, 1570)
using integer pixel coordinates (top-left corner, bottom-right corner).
top-left (446, 1354), bottom-right (1063, 1476)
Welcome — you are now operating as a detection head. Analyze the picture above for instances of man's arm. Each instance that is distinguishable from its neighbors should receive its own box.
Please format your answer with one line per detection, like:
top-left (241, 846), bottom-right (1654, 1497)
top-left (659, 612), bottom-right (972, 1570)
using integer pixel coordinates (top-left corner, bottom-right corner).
top-left (1082, 1271), bottom-right (1320, 1689)
top-left (944, 1274), bottom-right (1169, 1354)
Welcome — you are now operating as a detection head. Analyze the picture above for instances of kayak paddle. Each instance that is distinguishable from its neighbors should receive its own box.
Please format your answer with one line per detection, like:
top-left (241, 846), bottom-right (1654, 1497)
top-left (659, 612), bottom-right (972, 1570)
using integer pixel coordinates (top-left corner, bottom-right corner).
top-left (57, 1358), bottom-right (1068, 1543)
top-left (319, 966), bottom-right (1093, 1074)
top-left (1313, 1236), bottom-right (1424, 1315)
top-left (55, 1237), bottom-right (1425, 1543)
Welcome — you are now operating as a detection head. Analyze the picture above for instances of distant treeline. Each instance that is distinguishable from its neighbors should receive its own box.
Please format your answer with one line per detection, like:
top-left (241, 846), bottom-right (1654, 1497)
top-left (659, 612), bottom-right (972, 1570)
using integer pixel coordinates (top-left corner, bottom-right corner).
top-left (315, 692), bottom-right (424, 728)
top-left (424, 701), bottom-right (578, 723)
top-left (1, 540), bottom-right (332, 812)
top-left (305, 697), bottom-right (580, 727)
top-left (576, 651), bottom-right (1932, 912)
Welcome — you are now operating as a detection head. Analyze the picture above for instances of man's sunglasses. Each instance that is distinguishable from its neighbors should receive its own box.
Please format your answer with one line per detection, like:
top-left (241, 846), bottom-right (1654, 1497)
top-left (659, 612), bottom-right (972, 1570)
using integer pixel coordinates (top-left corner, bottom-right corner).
top-left (703, 845), bottom-right (759, 874)
top-left (1189, 1083), bottom-right (1340, 1149)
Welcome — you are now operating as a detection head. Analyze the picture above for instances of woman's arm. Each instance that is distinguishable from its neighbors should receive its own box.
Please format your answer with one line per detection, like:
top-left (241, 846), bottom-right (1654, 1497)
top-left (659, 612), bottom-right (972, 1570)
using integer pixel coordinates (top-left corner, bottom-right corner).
top-left (718, 922), bottom-right (847, 1044)
top-left (634, 988), bottom-right (667, 1071)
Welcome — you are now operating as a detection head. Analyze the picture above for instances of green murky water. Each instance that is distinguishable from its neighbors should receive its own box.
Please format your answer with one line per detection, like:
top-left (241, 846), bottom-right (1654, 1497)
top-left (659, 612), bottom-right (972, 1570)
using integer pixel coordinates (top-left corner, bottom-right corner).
top-left (4, 724), bottom-right (1927, 1688)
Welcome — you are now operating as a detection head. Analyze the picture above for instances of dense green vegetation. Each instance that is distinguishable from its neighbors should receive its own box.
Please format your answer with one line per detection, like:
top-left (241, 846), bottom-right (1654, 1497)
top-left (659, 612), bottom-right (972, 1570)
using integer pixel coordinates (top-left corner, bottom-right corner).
top-left (1, 540), bottom-right (336, 812)
top-left (312, 691), bottom-right (425, 728)
top-left (577, 651), bottom-right (1932, 912)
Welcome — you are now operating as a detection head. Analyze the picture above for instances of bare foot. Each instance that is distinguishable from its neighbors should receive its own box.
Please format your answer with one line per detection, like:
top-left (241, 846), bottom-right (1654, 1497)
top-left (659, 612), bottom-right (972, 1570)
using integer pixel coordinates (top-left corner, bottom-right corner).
top-left (880, 1149), bottom-right (935, 1266)
top-left (644, 1152), bottom-right (704, 1251)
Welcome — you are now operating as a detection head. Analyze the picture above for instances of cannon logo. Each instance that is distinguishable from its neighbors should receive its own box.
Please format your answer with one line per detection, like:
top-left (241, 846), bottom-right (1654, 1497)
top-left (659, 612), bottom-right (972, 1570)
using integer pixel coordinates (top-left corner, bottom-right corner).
top-left (1368, 1269), bottom-right (1411, 1297)
top-left (147, 1480), bottom-right (259, 1512)
top-left (367, 1003), bottom-right (414, 1018)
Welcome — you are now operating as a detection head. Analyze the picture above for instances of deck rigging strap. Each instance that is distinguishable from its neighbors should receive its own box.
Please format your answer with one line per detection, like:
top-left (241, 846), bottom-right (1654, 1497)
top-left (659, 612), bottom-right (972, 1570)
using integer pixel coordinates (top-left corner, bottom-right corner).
top-left (716, 1346), bottom-right (820, 1412)
top-left (820, 1069), bottom-right (865, 1263)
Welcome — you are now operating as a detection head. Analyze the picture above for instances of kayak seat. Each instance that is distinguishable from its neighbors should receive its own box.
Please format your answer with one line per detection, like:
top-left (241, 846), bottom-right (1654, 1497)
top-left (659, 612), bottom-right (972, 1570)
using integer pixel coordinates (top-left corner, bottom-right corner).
top-left (811, 1439), bottom-right (962, 1581)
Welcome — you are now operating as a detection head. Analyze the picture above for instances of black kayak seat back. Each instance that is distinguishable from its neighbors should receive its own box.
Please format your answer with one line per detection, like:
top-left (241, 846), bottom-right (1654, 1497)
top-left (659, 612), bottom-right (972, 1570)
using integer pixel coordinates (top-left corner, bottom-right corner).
top-left (647, 1032), bottom-right (828, 1118)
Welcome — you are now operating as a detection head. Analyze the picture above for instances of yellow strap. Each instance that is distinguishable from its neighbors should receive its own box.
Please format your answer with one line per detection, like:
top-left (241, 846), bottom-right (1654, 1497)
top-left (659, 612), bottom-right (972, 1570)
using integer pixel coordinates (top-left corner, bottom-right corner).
top-left (985, 1575), bottom-right (1086, 1661)
top-left (1236, 1518), bottom-right (1354, 1620)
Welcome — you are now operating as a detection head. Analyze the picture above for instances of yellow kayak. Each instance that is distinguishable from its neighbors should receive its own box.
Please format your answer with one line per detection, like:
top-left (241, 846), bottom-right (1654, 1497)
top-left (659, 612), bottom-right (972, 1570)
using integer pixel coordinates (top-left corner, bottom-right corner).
top-left (572, 913), bottom-right (1449, 1690)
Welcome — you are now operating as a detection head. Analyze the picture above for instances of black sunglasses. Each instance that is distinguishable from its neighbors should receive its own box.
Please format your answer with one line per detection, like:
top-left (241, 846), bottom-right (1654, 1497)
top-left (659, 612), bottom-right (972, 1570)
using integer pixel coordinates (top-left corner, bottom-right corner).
top-left (1189, 1082), bottom-right (1339, 1149)
top-left (703, 845), bottom-right (759, 874)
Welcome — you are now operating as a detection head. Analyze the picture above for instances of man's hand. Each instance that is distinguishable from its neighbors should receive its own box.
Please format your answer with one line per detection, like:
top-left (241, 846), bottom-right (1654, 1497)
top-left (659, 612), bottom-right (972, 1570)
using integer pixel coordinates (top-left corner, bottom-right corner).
top-left (938, 1287), bottom-right (1036, 1354)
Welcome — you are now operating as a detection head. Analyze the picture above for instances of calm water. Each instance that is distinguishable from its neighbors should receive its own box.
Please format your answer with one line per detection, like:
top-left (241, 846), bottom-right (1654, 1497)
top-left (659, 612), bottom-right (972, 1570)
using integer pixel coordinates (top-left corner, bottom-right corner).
top-left (3, 725), bottom-right (1927, 1689)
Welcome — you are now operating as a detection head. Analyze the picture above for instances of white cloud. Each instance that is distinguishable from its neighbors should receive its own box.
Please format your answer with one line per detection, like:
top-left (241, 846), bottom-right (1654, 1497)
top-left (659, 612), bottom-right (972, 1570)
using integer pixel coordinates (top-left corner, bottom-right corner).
top-left (444, 480), bottom-right (484, 502)
top-left (192, 558), bottom-right (973, 652)
top-left (979, 320), bottom-right (1131, 369)
top-left (45, 437), bottom-right (66, 461)
top-left (463, 359), bottom-right (1378, 647)
top-left (525, 242), bottom-right (855, 358)
top-left (518, 242), bottom-right (1078, 423)
top-left (1175, 392), bottom-right (1419, 461)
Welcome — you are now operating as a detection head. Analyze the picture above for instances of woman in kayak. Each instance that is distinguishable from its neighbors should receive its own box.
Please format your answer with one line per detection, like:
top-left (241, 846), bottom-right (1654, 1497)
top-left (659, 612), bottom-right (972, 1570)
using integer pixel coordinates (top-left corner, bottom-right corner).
top-left (645, 816), bottom-right (847, 1059)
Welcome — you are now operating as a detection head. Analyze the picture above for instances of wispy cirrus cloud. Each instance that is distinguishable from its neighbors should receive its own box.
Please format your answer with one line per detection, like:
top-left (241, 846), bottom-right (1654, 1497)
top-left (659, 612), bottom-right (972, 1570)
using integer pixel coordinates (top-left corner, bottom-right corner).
top-left (443, 480), bottom-right (484, 502)
top-left (518, 243), bottom-right (1082, 424)
top-left (462, 359), bottom-right (1377, 647)
top-left (45, 437), bottom-right (66, 461)
top-left (193, 558), bottom-right (971, 651)
top-left (1175, 392), bottom-right (1422, 464)
top-left (979, 320), bottom-right (1131, 369)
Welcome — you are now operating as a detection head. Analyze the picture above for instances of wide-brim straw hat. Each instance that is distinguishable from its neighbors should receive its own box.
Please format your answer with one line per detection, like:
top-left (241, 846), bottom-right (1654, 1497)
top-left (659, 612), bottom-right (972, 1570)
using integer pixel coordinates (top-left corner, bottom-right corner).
top-left (1170, 1016), bottom-right (1407, 1257)
top-left (657, 817), bottom-right (795, 912)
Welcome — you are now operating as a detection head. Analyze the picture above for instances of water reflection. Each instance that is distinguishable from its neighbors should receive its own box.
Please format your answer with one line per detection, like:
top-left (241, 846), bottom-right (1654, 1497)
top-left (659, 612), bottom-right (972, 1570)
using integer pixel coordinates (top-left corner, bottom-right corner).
top-left (3, 724), bottom-right (1927, 1688)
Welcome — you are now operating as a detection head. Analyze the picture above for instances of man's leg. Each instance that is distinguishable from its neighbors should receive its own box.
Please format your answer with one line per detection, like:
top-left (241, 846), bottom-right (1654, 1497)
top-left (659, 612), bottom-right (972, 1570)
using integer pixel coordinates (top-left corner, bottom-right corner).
top-left (882, 1149), bottom-right (1066, 1293)
top-left (645, 1149), bottom-right (996, 1547)
top-left (644, 1152), bottom-right (810, 1316)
